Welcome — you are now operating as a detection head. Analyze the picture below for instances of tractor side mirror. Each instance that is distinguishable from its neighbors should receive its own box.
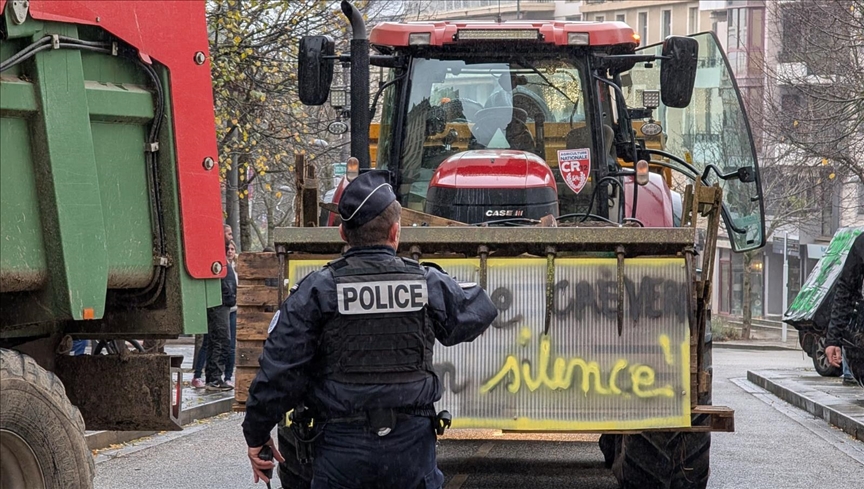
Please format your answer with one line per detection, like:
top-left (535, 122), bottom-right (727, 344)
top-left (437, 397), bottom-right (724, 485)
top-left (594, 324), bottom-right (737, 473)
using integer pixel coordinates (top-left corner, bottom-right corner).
top-left (660, 36), bottom-right (698, 108)
top-left (298, 35), bottom-right (335, 106)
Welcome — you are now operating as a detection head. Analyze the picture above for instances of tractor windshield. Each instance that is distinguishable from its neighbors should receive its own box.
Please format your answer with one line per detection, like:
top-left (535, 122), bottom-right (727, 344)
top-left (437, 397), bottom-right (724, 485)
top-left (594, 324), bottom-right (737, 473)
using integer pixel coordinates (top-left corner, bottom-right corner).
top-left (378, 57), bottom-right (593, 214)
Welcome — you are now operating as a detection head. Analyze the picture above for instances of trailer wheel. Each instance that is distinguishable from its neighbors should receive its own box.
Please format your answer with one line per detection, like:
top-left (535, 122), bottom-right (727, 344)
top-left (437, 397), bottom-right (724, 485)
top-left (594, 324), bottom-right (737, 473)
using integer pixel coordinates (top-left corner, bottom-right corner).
top-left (812, 336), bottom-right (842, 377)
top-left (277, 424), bottom-right (313, 489)
top-left (0, 349), bottom-right (94, 489)
top-left (611, 431), bottom-right (710, 489)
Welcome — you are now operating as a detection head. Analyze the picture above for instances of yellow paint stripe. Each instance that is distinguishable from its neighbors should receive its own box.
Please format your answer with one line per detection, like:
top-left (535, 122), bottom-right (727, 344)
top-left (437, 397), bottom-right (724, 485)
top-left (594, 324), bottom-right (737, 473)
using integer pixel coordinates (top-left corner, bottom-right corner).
top-left (450, 414), bottom-right (691, 431)
top-left (287, 257), bottom-right (685, 276)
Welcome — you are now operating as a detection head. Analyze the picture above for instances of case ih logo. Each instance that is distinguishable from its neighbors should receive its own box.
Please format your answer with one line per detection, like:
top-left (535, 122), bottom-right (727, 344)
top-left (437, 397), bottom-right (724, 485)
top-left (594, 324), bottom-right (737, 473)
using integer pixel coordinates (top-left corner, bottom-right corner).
top-left (486, 209), bottom-right (525, 217)
top-left (558, 148), bottom-right (591, 194)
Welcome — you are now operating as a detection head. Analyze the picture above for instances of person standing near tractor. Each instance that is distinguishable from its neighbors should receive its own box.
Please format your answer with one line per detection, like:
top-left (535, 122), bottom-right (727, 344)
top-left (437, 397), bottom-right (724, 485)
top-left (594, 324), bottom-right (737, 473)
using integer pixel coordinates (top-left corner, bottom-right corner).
top-left (826, 232), bottom-right (864, 386)
top-left (242, 170), bottom-right (498, 487)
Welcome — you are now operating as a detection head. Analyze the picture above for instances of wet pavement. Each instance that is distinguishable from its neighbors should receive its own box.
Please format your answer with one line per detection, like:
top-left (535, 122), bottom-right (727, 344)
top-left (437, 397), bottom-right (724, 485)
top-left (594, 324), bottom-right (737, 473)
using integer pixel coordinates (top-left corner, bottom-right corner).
top-left (748, 368), bottom-right (864, 442)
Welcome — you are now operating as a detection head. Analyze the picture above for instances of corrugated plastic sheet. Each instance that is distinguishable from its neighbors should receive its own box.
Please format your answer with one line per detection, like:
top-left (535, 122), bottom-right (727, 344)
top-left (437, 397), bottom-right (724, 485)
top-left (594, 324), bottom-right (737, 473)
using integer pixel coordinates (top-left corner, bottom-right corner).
top-left (288, 257), bottom-right (690, 431)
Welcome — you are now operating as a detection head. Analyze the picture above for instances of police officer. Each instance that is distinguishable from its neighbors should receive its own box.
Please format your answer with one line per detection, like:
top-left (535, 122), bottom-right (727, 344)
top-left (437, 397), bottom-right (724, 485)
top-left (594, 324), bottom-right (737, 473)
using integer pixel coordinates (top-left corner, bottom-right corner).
top-left (826, 232), bottom-right (864, 385)
top-left (242, 170), bottom-right (498, 488)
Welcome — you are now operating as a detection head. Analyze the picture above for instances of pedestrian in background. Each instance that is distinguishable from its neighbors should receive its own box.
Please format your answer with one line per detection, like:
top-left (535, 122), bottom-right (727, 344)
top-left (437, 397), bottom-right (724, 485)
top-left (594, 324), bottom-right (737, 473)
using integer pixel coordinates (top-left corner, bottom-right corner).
top-left (204, 241), bottom-right (237, 391)
top-left (70, 339), bottom-right (87, 356)
top-left (193, 225), bottom-right (236, 390)
top-left (826, 232), bottom-right (864, 386)
top-left (242, 170), bottom-right (498, 487)
top-left (224, 240), bottom-right (239, 387)
top-left (191, 335), bottom-right (208, 388)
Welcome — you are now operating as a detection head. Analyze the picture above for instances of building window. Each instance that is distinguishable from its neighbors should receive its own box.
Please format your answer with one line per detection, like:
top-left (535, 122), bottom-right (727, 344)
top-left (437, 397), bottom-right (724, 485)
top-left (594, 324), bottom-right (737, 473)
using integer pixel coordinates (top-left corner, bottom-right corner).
top-left (661, 10), bottom-right (671, 39)
top-left (728, 8), bottom-right (748, 50)
top-left (616, 13), bottom-right (626, 23)
top-left (595, 15), bottom-right (605, 22)
top-left (566, 14), bottom-right (582, 21)
top-left (688, 6), bottom-right (698, 34)
top-left (858, 182), bottom-right (864, 214)
top-left (638, 12), bottom-right (648, 46)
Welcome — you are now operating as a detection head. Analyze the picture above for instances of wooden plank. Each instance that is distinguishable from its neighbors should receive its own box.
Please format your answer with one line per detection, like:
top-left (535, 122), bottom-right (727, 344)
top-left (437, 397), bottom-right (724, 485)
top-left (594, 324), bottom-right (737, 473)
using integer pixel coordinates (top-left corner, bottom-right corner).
top-left (236, 340), bottom-right (264, 368)
top-left (236, 252), bottom-right (281, 280)
top-left (233, 400), bottom-right (246, 412)
top-left (237, 285), bottom-right (278, 307)
top-left (233, 367), bottom-right (258, 404)
top-left (236, 309), bottom-right (277, 341)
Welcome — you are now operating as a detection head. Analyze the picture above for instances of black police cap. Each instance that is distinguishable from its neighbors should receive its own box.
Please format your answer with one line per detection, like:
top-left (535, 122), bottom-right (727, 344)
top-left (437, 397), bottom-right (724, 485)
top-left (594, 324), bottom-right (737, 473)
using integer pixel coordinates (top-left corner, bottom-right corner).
top-left (338, 170), bottom-right (396, 229)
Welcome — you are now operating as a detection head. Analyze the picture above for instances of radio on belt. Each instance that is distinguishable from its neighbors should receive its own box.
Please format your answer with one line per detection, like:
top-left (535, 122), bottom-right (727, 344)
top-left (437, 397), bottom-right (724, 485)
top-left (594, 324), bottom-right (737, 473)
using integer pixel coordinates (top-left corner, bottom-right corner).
top-left (337, 280), bottom-right (429, 315)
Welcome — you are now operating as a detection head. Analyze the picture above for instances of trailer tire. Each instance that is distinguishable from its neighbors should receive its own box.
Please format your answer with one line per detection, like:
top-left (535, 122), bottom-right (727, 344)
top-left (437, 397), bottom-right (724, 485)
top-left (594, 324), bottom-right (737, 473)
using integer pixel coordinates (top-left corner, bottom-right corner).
top-left (277, 424), bottom-right (313, 489)
top-left (0, 348), bottom-right (95, 489)
top-left (611, 431), bottom-right (710, 489)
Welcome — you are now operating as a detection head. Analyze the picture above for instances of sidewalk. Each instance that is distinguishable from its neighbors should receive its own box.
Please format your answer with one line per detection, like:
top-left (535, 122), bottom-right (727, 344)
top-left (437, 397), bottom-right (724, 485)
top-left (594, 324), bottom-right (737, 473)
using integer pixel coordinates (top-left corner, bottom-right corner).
top-left (713, 326), bottom-right (801, 351)
top-left (84, 344), bottom-right (235, 450)
top-left (714, 339), bottom-right (800, 351)
top-left (748, 369), bottom-right (864, 442)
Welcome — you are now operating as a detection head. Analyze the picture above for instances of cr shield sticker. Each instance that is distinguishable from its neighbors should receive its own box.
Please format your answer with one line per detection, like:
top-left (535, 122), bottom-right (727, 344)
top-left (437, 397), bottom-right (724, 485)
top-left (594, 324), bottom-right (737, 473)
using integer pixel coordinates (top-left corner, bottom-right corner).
top-left (558, 148), bottom-right (591, 194)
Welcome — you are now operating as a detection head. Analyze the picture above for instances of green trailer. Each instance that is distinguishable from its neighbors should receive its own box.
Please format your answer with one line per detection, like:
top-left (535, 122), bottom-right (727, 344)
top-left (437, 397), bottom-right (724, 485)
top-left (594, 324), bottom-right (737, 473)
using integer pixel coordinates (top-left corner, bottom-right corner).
top-left (1, 2), bottom-right (224, 487)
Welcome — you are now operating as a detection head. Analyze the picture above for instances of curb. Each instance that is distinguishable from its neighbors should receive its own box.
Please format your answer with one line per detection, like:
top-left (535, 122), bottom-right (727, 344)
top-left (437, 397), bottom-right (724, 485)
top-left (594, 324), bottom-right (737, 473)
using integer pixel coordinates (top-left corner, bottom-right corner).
top-left (85, 395), bottom-right (234, 450)
top-left (714, 342), bottom-right (799, 351)
top-left (747, 370), bottom-right (864, 442)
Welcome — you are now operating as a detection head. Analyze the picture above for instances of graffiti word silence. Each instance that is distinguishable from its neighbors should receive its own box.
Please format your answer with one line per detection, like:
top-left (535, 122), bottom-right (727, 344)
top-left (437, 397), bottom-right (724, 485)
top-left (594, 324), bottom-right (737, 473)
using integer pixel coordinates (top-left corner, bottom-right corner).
top-left (480, 332), bottom-right (682, 399)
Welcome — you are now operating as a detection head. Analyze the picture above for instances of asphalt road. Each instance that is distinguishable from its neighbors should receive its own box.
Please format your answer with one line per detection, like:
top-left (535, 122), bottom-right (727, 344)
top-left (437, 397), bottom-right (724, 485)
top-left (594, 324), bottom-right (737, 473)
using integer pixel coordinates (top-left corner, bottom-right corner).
top-left (94, 348), bottom-right (864, 489)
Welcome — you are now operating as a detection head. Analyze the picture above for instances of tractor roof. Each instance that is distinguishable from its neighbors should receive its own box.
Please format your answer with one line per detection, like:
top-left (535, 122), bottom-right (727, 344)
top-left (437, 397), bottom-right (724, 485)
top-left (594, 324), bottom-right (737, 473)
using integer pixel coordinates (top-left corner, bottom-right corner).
top-left (369, 21), bottom-right (639, 48)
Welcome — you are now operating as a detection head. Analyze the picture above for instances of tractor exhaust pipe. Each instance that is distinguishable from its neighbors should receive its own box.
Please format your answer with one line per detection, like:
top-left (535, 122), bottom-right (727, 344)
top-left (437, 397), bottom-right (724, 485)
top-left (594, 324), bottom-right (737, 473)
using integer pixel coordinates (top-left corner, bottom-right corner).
top-left (341, 1), bottom-right (371, 170)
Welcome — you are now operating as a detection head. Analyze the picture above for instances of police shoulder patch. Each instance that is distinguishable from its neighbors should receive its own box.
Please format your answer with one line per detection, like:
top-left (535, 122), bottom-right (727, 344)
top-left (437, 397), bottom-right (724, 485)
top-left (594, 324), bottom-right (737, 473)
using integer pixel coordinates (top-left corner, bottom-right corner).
top-left (267, 310), bottom-right (281, 335)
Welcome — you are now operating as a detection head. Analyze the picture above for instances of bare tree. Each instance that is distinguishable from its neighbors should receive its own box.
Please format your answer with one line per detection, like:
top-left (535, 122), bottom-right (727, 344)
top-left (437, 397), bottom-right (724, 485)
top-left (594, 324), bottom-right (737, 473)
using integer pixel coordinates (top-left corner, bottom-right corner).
top-left (760, 0), bottom-right (864, 183)
top-left (207, 0), bottom-right (417, 250)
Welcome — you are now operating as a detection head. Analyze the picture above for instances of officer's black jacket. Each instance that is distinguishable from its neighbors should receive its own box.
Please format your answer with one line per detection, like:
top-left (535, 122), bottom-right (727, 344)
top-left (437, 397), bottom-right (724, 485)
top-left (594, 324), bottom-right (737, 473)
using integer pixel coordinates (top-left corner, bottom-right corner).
top-left (242, 246), bottom-right (498, 448)
top-left (827, 233), bottom-right (864, 348)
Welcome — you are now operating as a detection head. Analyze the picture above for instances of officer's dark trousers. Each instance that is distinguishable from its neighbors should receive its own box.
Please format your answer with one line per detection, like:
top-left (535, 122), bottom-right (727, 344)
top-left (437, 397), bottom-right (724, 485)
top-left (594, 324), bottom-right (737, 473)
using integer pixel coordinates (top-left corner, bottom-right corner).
top-left (205, 305), bottom-right (230, 383)
top-left (311, 416), bottom-right (444, 489)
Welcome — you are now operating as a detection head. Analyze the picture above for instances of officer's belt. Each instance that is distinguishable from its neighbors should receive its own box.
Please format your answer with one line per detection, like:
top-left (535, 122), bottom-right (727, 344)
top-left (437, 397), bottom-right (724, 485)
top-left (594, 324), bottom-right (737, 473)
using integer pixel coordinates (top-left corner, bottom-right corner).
top-left (325, 406), bottom-right (437, 424)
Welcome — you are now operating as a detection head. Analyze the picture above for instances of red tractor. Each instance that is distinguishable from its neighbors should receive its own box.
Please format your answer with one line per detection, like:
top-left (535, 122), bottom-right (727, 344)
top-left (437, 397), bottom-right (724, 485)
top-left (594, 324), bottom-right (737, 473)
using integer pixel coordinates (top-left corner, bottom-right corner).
top-left (261, 2), bottom-right (766, 488)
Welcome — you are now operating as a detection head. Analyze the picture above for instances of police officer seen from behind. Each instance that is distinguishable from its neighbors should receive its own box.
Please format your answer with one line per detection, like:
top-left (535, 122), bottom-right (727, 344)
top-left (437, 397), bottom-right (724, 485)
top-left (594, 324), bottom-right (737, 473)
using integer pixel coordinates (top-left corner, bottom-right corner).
top-left (242, 169), bottom-right (498, 488)
top-left (826, 232), bottom-right (864, 386)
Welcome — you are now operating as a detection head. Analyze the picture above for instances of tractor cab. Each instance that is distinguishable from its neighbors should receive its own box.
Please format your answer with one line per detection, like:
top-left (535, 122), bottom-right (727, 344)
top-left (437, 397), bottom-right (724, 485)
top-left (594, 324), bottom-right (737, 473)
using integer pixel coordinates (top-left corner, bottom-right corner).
top-left (300, 13), bottom-right (765, 252)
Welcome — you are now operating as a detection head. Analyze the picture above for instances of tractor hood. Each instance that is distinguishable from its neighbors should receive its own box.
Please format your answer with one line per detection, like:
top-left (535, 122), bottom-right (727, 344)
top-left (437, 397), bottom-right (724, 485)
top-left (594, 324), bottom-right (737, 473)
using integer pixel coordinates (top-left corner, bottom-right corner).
top-left (425, 150), bottom-right (558, 224)
top-left (428, 150), bottom-right (557, 190)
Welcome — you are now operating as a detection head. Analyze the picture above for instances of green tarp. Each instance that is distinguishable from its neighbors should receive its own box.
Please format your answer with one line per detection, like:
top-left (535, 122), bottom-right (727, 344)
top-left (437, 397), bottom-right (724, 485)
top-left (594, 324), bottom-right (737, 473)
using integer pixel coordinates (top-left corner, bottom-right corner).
top-left (784, 227), bottom-right (863, 330)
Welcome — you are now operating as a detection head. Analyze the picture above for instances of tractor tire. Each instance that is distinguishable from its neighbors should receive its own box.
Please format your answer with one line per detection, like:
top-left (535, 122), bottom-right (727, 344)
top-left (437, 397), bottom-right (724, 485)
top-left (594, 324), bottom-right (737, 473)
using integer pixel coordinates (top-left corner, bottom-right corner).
top-left (0, 348), bottom-right (95, 489)
top-left (812, 336), bottom-right (842, 377)
top-left (611, 431), bottom-right (710, 489)
top-left (598, 434), bottom-right (621, 469)
top-left (277, 424), bottom-right (313, 489)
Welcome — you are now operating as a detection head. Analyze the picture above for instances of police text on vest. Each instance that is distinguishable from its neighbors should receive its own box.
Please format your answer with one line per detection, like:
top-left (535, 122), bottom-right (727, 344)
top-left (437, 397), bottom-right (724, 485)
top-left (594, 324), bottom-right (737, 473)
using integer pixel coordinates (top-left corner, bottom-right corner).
top-left (337, 280), bottom-right (428, 315)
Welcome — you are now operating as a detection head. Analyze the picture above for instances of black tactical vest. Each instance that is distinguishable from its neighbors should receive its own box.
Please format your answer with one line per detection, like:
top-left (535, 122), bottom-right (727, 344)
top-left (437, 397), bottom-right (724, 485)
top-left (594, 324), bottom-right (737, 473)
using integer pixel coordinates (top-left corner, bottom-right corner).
top-left (320, 254), bottom-right (436, 384)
